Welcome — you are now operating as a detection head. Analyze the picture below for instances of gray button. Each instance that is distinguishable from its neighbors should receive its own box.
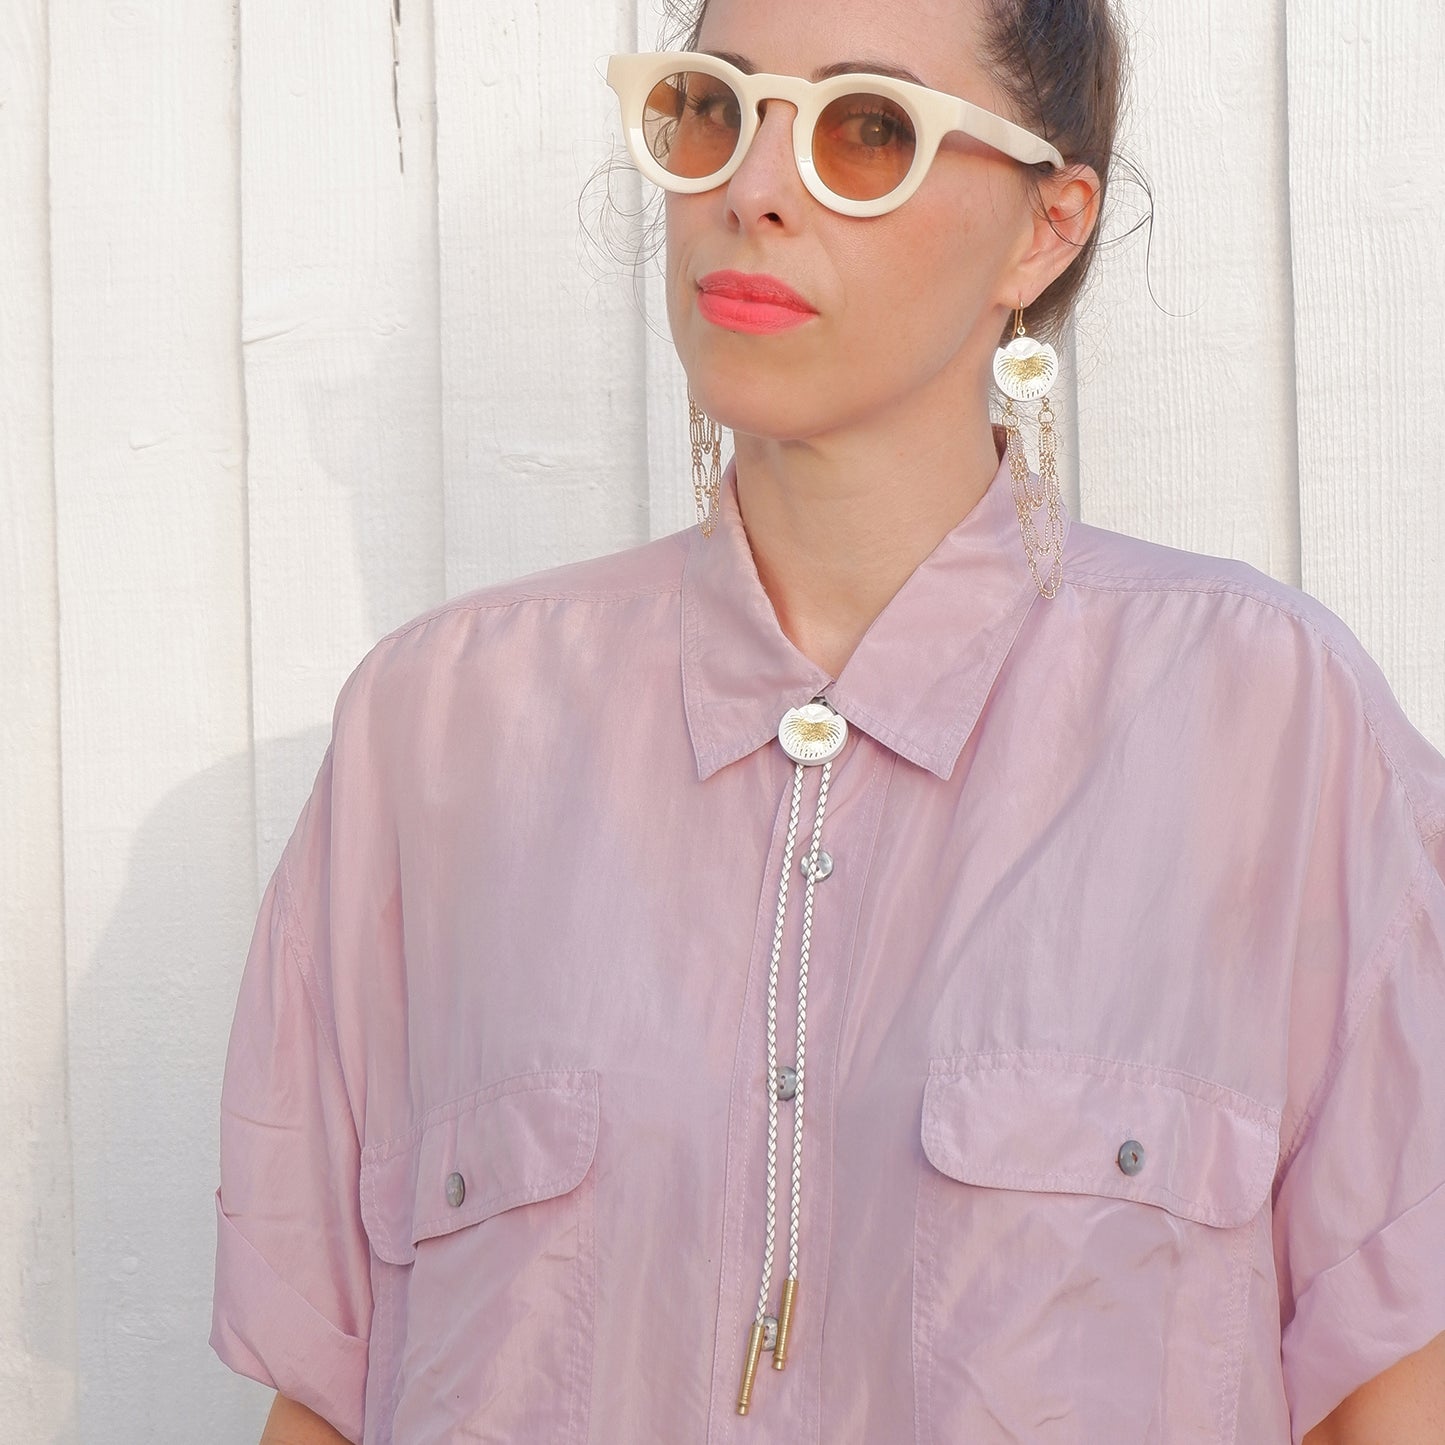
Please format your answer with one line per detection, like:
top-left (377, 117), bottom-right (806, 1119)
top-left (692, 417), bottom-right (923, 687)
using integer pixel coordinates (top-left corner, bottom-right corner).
top-left (799, 850), bottom-right (834, 882)
top-left (1117, 1140), bottom-right (1145, 1176)
top-left (762, 1315), bottom-right (779, 1351)
top-left (445, 1171), bottom-right (467, 1208)
top-left (776, 1065), bottom-right (798, 1102)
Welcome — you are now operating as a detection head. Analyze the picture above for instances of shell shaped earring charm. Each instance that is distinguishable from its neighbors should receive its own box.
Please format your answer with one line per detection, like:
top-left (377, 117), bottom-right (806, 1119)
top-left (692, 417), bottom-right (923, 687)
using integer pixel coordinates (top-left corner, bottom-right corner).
top-left (994, 303), bottom-right (1067, 601)
top-left (778, 700), bottom-right (848, 765)
top-left (993, 309), bottom-right (1059, 403)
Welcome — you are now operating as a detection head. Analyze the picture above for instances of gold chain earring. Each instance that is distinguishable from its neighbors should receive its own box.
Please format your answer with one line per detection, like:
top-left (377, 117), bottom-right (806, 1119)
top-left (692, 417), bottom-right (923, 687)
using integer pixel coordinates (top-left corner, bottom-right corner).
top-left (688, 389), bottom-right (723, 537)
top-left (993, 305), bottom-right (1065, 599)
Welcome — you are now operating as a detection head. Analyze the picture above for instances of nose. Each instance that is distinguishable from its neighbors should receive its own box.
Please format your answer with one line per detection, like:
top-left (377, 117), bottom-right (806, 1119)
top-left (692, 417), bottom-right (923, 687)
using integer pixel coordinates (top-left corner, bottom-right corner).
top-left (724, 97), bottom-right (807, 231)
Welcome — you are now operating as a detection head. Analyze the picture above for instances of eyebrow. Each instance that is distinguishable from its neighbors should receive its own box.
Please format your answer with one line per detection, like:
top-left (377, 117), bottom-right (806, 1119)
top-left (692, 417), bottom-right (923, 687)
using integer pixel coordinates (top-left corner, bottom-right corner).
top-left (702, 50), bottom-right (928, 87)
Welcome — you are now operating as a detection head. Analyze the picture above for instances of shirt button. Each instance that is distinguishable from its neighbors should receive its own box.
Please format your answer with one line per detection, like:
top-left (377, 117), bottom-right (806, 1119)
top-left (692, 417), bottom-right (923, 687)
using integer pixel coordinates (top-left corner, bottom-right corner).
top-left (799, 850), bottom-right (834, 882)
top-left (445, 1171), bottom-right (467, 1208)
top-left (1117, 1140), bottom-right (1145, 1176)
top-left (776, 1066), bottom-right (799, 1102)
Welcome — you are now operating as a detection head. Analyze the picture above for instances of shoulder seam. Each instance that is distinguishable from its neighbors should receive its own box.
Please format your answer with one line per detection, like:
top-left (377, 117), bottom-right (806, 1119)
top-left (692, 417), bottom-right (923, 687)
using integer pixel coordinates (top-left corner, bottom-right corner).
top-left (378, 581), bottom-right (682, 647)
top-left (1067, 569), bottom-right (1303, 612)
top-left (1065, 571), bottom-right (1440, 846)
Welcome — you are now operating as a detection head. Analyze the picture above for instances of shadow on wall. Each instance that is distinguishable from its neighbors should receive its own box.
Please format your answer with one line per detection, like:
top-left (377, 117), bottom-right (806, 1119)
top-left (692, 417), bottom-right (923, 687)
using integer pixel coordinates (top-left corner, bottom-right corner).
top-left (53, 730), bottom-right (328, 1442)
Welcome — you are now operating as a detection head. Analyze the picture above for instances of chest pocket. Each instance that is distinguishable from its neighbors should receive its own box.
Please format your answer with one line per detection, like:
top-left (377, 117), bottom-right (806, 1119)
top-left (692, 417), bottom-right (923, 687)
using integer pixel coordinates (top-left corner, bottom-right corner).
top-left (913, 1051), bottom-right (1280, 1445)
top-left (360, 1070), bottom-right (599, 1445)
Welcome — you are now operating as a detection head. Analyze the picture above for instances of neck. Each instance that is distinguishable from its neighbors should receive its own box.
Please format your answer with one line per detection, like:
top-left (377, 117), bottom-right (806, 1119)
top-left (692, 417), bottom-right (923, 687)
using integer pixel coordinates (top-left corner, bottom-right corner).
top-left (732, 407), bottom-right (1004, 680)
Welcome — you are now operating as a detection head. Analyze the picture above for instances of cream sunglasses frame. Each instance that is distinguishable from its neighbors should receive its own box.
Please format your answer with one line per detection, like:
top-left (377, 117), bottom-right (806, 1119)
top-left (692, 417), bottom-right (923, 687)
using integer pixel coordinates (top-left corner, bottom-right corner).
top-left (605, 50), bottom-right (1065, 219)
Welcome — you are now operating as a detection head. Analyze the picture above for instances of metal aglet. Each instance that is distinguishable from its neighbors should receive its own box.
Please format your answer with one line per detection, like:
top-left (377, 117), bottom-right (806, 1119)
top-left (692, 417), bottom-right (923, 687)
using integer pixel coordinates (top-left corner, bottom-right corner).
top-left (773, 1277), bottom-right (798, 1370)
top-left (737, 1322), bottom-right (766, 1415)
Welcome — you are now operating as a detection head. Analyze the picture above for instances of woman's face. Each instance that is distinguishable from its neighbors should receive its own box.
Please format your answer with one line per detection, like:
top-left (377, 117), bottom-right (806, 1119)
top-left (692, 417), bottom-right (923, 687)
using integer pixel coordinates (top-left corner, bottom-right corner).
top-left (666, 0), bottom-right (1081, 443)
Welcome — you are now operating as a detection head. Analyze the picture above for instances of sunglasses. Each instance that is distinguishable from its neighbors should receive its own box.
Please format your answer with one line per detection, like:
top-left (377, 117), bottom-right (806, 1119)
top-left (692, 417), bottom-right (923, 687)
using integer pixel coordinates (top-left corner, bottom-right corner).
top-left (605, 51), bottom-right (1065, 219)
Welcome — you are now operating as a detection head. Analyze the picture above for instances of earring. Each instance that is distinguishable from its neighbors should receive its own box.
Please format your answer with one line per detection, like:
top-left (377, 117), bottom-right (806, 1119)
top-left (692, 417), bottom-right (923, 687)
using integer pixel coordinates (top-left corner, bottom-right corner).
top-left (688, 390), bottom-right (723, 538)
top-left (993, 305), bottom-right (1065, 599)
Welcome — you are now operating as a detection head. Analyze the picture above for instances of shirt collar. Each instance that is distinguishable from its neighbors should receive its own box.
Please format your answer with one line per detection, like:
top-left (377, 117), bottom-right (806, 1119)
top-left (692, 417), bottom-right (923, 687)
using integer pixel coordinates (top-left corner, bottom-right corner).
top-left (681, 439), bottom-right (1069, 781)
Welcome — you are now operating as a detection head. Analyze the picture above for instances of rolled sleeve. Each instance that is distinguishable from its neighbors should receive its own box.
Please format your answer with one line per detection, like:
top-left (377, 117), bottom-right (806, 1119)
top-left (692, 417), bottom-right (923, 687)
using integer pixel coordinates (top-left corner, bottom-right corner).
top-left (211, 762), bottom-right (373, 1442)
top-left (211, 1193), bottom-right (368, 1439)
top-left (1275, 852), bottom-right (1445, 1443)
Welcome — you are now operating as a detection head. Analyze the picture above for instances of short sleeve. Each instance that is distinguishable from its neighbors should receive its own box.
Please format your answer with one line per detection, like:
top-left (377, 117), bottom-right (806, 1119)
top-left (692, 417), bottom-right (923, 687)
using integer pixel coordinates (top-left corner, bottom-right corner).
top-left (1273, 830), bottom-right (1445, 1442)
top-left (211, 746), bottom-right (372, 1443)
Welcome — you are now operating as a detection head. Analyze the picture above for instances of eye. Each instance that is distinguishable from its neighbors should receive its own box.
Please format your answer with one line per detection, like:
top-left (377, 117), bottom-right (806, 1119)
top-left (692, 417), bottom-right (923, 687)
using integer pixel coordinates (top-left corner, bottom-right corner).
top-left (645, 71), bottom-right (745, 179)
top-left (832, 101), bottom-right (915, 152)
top-left (815, 94), bottom-right (918, 200)
top-left (684, 79), bottom-right (742, 133)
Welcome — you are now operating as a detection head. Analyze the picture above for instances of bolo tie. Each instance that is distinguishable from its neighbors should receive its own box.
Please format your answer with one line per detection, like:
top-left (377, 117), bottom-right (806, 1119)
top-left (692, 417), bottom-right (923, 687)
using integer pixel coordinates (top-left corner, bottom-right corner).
top-left (736, 696), bottom-right (848, 1416)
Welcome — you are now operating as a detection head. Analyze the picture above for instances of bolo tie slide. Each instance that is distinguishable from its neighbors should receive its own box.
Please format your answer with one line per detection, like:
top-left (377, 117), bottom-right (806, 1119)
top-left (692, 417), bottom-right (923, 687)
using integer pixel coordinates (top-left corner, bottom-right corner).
top-left (736, 698), bottom-right (847, 1416)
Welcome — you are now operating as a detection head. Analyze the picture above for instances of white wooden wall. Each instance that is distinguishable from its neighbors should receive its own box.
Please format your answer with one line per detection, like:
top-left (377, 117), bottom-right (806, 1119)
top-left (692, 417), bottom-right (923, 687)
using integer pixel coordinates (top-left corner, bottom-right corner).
top-left (2, 1), bottom-right (1440, 1438)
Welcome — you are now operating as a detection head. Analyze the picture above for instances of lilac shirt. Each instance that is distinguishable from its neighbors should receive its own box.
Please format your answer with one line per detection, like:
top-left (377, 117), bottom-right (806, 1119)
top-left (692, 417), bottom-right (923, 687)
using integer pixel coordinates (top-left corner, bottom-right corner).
top-left (212, 451), bottom-right (1445, 1444)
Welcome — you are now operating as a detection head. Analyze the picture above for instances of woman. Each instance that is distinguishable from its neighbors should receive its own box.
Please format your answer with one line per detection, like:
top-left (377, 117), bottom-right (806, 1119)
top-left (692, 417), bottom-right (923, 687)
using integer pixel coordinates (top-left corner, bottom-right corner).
top-left (212, 0), bottom-right (1445, 1440)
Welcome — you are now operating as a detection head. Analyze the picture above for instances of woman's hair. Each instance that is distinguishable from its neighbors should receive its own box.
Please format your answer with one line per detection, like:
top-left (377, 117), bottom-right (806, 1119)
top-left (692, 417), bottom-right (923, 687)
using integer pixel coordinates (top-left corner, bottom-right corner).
top-left (589, 0), bottom-right (1140, 345)
top-left (974, 0), bottom-right (1130, 340)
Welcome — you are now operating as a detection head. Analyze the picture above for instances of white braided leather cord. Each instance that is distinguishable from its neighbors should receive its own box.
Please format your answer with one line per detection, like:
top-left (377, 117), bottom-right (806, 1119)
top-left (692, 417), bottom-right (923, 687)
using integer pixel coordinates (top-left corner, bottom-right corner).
top-left (756, 760), bottom-right (806, 1325)
top-left (788, 758), bottom-right (832, 1280)
top-left (752, 755), bottom-right (835, 1327)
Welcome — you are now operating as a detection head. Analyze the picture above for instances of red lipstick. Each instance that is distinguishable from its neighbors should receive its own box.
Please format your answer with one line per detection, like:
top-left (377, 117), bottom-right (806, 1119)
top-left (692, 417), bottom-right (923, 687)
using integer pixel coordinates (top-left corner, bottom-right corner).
top-left (697, 271), bottom-right (818, 335)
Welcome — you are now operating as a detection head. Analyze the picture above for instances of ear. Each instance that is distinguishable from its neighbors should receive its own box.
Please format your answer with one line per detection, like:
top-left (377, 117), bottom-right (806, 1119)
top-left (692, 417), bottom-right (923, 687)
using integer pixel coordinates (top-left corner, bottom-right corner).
top-left (1006, 163), bottom-right (1102, 310)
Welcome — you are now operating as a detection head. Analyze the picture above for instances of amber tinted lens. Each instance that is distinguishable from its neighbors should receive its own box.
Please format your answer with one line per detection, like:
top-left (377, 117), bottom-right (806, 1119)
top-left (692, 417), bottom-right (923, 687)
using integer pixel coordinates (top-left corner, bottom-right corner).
top-left (641, 70), bottom-right (744, 181)
top-left (813, 93), bottom-right (918, 201)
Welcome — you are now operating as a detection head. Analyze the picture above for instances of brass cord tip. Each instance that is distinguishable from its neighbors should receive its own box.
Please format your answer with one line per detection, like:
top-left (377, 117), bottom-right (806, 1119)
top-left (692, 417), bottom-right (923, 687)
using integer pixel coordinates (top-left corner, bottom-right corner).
top-left (736, 1322), bottom-right (766, 1415)
top-left (773, 1277), bottom-right (798, 1370)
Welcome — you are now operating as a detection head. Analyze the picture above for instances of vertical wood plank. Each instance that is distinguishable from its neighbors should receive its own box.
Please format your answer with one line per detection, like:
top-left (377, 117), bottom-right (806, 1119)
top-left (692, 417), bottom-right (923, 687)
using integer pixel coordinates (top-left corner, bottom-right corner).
top-left (435, 2), bottom-right (649, 593)
top-left (241, 0), bottom-right (447, 876)
top-left (48, 2), bottom-right (261, 1437)
top-left (1286, 0), bottom-right (1445, 749)
top-left (632, 0), bottom-right (707, 537)
top-left (1074, 0), bottom-right (1301, 585)
top-left (0, 4), bottom-right (76, 1437)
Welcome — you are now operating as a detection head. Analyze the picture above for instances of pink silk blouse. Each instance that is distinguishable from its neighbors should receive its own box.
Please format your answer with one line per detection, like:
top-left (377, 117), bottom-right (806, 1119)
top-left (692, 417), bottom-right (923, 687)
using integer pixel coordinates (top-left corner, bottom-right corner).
top-left (212, 449), bottom-right (1445, 1444)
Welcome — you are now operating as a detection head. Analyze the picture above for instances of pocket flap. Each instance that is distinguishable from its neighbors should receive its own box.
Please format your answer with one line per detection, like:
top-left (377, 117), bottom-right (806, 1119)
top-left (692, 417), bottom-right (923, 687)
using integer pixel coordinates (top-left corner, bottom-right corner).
top-left (921, 1051), bottom-right (1279, 1228)
top-left (361, 1069), bottom-right (599, 1265)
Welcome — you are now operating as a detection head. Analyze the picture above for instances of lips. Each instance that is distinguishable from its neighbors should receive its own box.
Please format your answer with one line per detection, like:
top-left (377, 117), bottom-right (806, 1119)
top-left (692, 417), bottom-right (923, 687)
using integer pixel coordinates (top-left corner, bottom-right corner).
top-left (697, 270), bottom-right (818, 335)
top-left (699, 271), bottom-right (815, 310)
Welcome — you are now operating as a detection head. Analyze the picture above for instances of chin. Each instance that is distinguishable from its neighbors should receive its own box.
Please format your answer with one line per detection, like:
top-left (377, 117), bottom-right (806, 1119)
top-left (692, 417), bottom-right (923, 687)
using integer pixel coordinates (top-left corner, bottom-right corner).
top-left (696, 389), bottom-right (827, 446)
top-left (687, 352), bottom-right (836, 443)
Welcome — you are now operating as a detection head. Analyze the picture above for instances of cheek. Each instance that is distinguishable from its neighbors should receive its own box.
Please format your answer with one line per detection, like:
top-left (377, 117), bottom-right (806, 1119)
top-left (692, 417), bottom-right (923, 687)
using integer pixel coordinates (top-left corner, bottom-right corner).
top-left (851, 186), bottom-right (1021, 335)
top-left (840, 217), bottom-right (984, 336)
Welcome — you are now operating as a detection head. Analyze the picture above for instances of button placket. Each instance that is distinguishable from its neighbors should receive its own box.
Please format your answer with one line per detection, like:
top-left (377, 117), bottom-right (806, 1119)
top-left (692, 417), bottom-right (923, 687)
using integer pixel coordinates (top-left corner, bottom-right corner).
top-left (708, 728), bottom-right (891, 1439)
top-left (737, 699), bottom-right (847, 1416)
